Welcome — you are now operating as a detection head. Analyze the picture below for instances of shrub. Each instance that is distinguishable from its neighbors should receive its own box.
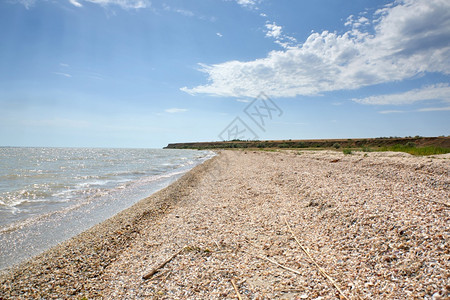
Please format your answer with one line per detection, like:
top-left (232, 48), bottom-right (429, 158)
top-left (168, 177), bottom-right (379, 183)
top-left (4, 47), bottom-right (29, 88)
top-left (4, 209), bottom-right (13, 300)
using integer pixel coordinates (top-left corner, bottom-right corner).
top-left (343, 149), bottom-right (352, 155)
top-left (333, 143), bottom-right (341, 149)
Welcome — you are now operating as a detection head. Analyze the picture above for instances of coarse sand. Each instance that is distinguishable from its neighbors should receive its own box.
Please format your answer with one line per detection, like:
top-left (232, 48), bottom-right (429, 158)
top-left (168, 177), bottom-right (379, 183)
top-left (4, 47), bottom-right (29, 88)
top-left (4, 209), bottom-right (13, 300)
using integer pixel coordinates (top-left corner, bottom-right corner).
top-left (1, 150), bottom-right (449, 299)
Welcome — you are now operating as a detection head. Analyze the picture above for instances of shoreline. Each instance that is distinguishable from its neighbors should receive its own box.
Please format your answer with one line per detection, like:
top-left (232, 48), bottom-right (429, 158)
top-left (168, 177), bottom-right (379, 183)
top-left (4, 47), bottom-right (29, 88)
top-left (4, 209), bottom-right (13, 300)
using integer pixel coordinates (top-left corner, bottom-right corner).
top-left (1, 150), bottom-right (448, 299)
top-left (0, 149), bottom-right (214, 271)
top-left (0, 153), bottom-right (219, 295)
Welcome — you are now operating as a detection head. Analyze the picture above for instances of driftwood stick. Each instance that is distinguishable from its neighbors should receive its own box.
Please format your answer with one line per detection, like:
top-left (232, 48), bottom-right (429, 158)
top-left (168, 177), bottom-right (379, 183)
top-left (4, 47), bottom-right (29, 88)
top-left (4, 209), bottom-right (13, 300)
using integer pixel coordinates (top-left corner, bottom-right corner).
top-left (142, 247), bottom-right (185, 280)
top-left (230, 279), bottom-right (243, 300)
top-left (284, 218), bottom-right (350, 300)
top-left (149, 270), bottom-right (169, 281)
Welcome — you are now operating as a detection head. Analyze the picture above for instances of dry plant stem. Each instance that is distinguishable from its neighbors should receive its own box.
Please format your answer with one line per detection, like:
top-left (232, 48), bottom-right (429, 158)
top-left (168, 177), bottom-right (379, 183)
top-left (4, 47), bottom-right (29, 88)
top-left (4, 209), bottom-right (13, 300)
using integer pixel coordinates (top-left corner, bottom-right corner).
top-left (214, 240), bottom-right (221, 249)
top-left (230, 279), bottom-right (243, 300)
top-left (142, 247), bottom-right (185, 280)
top-left (284, 218), bottom-right (351, 300)
top-left (258, 255), bottom-right (302, 276)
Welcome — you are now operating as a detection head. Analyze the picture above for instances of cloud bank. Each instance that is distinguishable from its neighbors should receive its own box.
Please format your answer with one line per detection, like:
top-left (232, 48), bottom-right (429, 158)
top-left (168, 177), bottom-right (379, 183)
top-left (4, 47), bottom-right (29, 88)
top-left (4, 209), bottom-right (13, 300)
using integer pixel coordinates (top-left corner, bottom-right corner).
top-left (181, 0), bottom-right (450, 99)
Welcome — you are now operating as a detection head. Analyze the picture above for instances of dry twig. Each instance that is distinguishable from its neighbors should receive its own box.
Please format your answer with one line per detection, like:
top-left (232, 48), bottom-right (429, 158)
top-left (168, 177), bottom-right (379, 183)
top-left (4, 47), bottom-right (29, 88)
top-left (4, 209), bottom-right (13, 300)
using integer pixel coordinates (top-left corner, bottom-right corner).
top-left (285, 218), bottom-right (350, 300)
top-left (142, 247), bottom-right (185, 280)
top-left (149, 270), bottom-right (169, 281)
top-left (230, 279), bottom-right (243, 300)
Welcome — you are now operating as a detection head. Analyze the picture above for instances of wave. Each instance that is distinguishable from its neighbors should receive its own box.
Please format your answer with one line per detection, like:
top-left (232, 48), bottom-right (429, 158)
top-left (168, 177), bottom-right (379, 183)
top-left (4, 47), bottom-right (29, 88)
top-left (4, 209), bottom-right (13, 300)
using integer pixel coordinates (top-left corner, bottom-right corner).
top-left (0, 165), bottom-right (196, 235)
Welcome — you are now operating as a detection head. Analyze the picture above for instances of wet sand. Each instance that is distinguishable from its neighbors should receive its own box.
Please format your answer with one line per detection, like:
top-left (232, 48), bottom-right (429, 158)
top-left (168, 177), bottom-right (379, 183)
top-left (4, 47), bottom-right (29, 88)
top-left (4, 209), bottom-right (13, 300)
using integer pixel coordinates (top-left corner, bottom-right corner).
top-left (1, 150), bottom-right (449, 299)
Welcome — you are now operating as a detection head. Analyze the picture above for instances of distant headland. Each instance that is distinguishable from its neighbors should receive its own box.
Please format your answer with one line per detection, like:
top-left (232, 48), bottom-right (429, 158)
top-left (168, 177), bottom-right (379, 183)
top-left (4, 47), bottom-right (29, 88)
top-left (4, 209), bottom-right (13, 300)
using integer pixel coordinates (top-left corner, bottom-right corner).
top-left (165, 136), bottom-right (450, 155)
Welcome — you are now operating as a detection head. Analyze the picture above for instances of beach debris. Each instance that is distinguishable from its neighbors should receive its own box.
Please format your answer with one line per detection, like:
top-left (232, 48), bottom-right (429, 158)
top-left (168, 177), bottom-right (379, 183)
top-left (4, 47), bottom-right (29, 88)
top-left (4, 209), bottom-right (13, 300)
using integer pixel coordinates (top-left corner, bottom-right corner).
top-left (230, 278), bottom-right (243, 300)
top-left (285, 218), bottom-right (351, 300)
top-left (142, 246), bottom-right (185, 280)
top-left (258, 255), bottom-right (302, 276)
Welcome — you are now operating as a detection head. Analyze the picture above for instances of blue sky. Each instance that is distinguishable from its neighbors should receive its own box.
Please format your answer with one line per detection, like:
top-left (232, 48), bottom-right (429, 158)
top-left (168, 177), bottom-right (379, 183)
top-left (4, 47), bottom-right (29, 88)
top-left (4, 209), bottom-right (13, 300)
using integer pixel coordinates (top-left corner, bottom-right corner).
top-left (1, 0), bottom-right (449, 148)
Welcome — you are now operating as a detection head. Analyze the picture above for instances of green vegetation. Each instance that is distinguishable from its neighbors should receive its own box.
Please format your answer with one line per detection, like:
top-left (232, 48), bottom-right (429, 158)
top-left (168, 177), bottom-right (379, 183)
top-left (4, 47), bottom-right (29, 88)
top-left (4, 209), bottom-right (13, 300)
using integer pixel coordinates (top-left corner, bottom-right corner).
top-left (165, 137), bottom-right (450, 154)
top-left (357, 143), bottom-right (449, 156)
top-left (377, 144), bottom-right (450, 156)
top-left (343, 149), bottom-right (352, 155)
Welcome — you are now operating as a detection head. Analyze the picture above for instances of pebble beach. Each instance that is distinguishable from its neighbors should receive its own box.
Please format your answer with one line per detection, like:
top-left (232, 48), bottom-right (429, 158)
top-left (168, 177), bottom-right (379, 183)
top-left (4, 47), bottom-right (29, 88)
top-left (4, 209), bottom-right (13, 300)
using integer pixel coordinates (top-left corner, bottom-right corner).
top-left (0, 150), bottom-right (449, 299)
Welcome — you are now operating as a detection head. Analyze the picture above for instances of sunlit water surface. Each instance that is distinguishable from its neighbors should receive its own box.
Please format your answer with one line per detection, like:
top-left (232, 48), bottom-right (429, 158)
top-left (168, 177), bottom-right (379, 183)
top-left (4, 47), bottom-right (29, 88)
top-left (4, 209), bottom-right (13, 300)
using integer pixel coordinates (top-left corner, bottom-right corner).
top-left (0, 147), bottom-right (213, 270)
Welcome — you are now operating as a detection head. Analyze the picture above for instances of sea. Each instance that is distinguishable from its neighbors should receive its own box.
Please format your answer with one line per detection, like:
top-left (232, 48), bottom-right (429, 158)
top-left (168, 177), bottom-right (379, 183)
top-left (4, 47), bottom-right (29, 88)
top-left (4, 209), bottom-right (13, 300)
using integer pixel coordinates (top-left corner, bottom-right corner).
top-left (0, 147), bottom-right (214, 271)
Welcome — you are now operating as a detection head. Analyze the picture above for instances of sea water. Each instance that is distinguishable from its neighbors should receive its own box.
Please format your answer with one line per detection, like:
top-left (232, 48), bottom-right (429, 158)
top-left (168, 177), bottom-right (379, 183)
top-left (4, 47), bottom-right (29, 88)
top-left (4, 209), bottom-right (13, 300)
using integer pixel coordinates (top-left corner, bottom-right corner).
top-left (0, 147), bottom-right (214, 270)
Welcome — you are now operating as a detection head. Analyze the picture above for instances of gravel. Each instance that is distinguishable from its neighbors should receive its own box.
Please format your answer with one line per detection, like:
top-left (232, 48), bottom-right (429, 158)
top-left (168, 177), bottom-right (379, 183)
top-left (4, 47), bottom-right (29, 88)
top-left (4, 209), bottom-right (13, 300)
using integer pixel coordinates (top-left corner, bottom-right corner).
top-left (1, 150), bottom-right (448, 299)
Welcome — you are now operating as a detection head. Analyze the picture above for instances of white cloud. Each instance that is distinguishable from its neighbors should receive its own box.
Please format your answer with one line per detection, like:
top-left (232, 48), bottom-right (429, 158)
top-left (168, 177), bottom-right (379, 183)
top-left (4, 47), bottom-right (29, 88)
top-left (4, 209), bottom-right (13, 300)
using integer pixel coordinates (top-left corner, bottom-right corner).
top-left (264, 21), bottom-right (298, 49)
top-left (417, 106), bottom-right (450, 112)
top-left (69, 0), bottom-right (83, 7)
top-left (84, 0), bottom-right (150, 9)
top-left (236, 0), bottom-right (258, 9)
top-left (216, 32), bottom-right (223, 37)
top-left (182, 0), bottom-right (450, 98)
top-left (265, 22), bottom-right (282, 39)
top-left (353, 84), bottom-right (450, 105)
top-left (17, 0), bottom-right (150, 9)
top-left (346, 15), bottom-right (370, 28)
top-left (165, 108), bottom-right (188, 113)
top-left (378, 104), bottom-right (450, 113)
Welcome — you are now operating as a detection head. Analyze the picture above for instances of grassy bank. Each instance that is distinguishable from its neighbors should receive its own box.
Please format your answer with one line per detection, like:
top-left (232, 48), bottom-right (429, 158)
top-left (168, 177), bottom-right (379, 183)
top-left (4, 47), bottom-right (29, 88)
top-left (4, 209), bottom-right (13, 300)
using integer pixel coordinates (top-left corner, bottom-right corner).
top-left (375, 145), bottom-right (450, 156)
top-left (165, 137), bottom-right (450, 156)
